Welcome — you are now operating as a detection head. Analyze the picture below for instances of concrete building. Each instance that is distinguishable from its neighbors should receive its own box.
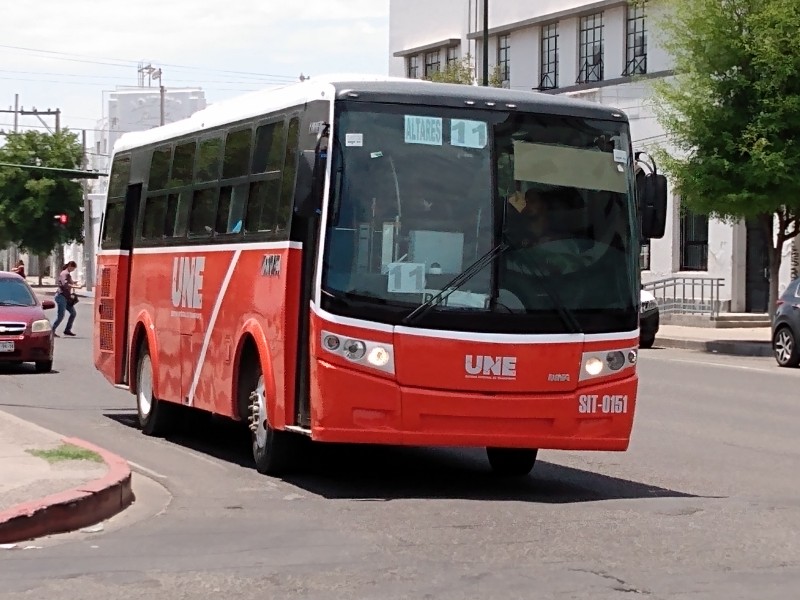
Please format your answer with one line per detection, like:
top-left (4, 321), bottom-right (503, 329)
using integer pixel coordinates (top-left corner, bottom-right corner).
top-left (61, 86), bottom-right (208, 288)
top-left (388, 0), bottom-right (797, 314)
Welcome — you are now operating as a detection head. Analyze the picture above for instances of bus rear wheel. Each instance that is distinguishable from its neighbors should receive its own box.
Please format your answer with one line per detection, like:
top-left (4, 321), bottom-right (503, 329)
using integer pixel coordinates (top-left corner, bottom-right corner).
top-left (486, 447), bottom-right (538, 477)
top-left (136, 343), bottom-right (175, 436)
top-left (242, 363), bottom-right (298, 475)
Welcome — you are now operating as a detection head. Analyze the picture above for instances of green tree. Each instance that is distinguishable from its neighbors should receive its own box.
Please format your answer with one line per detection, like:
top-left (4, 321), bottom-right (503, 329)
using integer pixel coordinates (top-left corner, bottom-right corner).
top-left (651, 0), bottom-right (800, 315)
top-left (0, 130), bottom-right (84, 283)
top-left (426, 53), bottom-right (504, 87)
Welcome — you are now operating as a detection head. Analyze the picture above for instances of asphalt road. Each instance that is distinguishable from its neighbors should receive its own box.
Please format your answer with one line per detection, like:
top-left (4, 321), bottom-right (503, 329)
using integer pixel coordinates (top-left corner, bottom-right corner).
top-left (0, 304), bottom-right (798, 599)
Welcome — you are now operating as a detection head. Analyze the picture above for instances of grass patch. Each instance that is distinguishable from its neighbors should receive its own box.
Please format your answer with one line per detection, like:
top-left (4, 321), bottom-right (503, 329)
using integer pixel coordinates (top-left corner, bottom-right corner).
top-left (27, 443), bottom-right (103, 464)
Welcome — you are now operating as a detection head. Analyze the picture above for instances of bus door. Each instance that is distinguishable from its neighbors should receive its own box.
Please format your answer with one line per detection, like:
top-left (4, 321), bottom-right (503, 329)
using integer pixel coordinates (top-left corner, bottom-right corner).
top-left (96, 182), bottom-right (142, 386)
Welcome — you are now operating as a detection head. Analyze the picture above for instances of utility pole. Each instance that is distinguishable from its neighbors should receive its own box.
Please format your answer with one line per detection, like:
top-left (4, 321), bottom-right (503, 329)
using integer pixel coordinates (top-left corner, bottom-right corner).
top-left (81, 129), bottom-right (94, 291)
top-left (482, 0), bottom-right (489, 86)
top-left (13, 93), bottom-right (18, 131)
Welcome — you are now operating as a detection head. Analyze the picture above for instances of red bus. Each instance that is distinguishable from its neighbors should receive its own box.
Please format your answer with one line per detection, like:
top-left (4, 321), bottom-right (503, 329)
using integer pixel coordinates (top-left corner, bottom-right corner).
top-left (94, 75), bottom-right (666, 477)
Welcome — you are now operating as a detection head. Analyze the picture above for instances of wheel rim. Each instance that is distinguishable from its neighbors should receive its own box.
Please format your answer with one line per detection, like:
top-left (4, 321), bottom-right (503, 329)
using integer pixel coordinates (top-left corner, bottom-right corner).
top-left (775, 330), bottom-right (794, 364)
top-left (250, 375), bottom-right (267, 448)
top-left (137, 354), bottom-right (153, 417)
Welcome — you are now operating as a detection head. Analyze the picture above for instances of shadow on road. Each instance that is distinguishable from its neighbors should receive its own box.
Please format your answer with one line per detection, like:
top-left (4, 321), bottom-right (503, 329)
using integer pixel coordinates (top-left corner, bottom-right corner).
top-left (105, 408), bottom-right (706, 505)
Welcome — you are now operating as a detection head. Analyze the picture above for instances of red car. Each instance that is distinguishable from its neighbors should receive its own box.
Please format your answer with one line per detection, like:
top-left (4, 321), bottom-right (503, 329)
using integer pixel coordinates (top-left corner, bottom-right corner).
top-left (0, 272), bottom-right (56, 372)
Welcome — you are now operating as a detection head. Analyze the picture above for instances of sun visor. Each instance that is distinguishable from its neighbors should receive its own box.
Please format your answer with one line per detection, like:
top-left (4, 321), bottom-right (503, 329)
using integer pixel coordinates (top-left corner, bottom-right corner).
top-left (513, 141), bottom-right (627, 194)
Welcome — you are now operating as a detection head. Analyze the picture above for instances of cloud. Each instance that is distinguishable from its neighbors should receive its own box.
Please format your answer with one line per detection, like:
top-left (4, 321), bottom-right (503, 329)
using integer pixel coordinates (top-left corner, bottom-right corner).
top-left (0, 0), bottom-right (390, 134)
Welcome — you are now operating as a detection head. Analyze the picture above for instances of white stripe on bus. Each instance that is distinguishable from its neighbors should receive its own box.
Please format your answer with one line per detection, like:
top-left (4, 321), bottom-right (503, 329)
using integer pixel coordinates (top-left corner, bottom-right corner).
top-left (187, 249), bottom-right (243, 407)
top-left (97, 241), bottom-right (301, 257)
top-left (134, 241), bottom-right (301, 254)
top-left (310, 302), bottom-right (638, 344)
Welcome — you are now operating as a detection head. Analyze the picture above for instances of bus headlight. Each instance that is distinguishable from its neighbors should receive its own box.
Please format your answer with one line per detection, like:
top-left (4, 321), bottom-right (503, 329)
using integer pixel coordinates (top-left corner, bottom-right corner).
top-left (320, 331), bottom-right (395, 375)
top-left (343, 340), bottom-right (366, 360)
top-left (584, 357), bottom-right (604, 376)
top-left (367, 346), bottom-right (391, 367)
top-left (580, 346), bottom-right (638, 381)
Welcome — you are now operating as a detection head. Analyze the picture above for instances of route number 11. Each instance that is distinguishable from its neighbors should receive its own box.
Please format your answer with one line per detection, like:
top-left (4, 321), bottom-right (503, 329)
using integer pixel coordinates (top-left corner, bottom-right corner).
top-left (387, 263), bottom-right (426, 293)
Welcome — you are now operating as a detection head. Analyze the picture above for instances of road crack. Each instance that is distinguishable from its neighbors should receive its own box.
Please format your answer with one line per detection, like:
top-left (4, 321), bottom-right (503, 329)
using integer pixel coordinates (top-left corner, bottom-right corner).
top-left (570, 568), bottom-right (651, 594)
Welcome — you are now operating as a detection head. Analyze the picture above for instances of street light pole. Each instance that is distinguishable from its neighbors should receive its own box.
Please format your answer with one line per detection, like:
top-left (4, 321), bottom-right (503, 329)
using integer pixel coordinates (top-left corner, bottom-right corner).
top-left (482, 0), bottom-right (489, 86)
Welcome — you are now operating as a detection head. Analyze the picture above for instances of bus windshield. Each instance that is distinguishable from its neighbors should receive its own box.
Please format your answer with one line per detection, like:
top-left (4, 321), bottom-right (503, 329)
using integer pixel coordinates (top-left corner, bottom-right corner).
top-left (320, 101), bottom-right (639, 334)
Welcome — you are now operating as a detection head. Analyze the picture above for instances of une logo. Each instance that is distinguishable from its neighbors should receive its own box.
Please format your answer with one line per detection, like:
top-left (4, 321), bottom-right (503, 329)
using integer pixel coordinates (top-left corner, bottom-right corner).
top-left (465, 355), bottom-right (517, 379)
top-left (171, 256), bottom-right (205, 309)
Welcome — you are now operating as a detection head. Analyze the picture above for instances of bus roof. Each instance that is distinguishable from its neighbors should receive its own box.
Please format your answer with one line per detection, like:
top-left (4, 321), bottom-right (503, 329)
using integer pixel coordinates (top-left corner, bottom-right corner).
top-left (113, 73), bottom-right (628, 154)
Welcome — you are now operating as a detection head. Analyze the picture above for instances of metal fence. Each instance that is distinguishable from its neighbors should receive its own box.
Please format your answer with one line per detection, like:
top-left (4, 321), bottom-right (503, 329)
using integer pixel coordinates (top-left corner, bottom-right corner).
top-left (643, 276), bottom-right (725, 318)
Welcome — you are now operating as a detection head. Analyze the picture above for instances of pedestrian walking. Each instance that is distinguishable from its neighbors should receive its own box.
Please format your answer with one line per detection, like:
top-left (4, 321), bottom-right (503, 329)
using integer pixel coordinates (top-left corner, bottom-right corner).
top-left (10, 260), bottom-right (25, 278)
top-left (52, 261), bottom-right (82, 337)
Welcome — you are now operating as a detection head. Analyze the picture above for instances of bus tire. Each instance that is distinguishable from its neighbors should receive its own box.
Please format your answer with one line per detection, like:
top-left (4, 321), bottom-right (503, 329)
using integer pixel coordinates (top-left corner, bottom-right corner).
top-left (240, 360), bottom-right (297, 475)
top-left (136, 343), bottom-right (175, 437)
top-left (486, 447), bottom-right (538, 477)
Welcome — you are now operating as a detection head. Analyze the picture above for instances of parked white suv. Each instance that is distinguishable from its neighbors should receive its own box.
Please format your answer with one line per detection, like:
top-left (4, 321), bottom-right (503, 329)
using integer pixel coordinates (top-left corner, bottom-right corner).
top-left (640, 289), bottom-right (659, 349)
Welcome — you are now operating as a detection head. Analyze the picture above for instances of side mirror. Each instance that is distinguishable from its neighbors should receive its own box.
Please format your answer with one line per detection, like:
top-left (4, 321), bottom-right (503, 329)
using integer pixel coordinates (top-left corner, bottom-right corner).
top-left (42, 299), bottom-right (56, 310)
top-left (294, 124), bottom-right (330, 219)
top-left (635, 152), bottom-right (668, 240)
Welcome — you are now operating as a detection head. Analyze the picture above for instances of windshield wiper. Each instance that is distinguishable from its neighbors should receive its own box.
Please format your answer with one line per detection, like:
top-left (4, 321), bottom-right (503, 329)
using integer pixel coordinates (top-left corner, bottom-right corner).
top-left (402, 241), bottom-right (511, 326)
top-left (0, 301), bottom-right (29, 307)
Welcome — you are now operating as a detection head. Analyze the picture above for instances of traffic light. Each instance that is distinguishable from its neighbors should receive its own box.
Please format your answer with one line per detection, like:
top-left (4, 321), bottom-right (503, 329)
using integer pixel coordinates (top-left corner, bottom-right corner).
top-left (53, 213), bottom-right (68, 229)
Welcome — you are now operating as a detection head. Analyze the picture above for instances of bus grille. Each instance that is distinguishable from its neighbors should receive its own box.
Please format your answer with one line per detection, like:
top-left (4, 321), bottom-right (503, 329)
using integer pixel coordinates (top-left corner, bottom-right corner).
top-left (99, 321), bottom-right (114, 351)
top-left (99, 299), bottom-right (114, 321)
top-left (100, 267), bottom-right (111, 297)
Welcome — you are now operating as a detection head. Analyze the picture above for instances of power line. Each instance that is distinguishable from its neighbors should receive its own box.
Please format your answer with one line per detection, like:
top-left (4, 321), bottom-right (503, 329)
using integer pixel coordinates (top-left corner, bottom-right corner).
top-left (0, 44), bottom-right (298, 81)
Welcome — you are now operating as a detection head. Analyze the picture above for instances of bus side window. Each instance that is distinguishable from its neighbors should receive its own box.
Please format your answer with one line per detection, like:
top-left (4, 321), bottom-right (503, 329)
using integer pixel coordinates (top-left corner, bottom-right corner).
top-left (102, 154), bottom-right (131, 249)
top-left (189, 187), bottom-right (218, 237)
top-left (276, 117), bottom-right (300, 237)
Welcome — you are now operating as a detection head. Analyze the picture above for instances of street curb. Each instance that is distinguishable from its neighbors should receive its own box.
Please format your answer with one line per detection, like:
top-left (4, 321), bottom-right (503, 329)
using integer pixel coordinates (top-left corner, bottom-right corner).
top-left (655, 336), bottom-right (773, 358)
top-left (0, 437), bottom-right (134, 544)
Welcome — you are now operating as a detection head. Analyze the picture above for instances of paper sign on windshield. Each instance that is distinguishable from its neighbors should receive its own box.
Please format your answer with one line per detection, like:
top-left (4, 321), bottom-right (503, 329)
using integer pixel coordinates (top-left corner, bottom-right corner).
top-left (404, 116), bottom-right (443, 146)
top-left (451, 119), bottom-right (488, 149)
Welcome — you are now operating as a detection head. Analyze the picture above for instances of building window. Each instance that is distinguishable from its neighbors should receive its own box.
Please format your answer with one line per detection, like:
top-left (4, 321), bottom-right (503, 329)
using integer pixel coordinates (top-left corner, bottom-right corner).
top-left (624, 2), bottom-right (647, 76)
top-left (407, 55), bottom-right (419, 79)
top-left (578, 13), bottom-right (604, 84)
top-left (640, 239), bottom-right (651, 271)
top-left (497, 34), bottom-right (510, 84)
top-left (446, 46), bottom-right (458, 67)
top-left (424, 51), bottom-right (441, 78)
top-left (540, 23), bottom-right (559, 90)
top-left (680, 208), bottom-right (709, 271)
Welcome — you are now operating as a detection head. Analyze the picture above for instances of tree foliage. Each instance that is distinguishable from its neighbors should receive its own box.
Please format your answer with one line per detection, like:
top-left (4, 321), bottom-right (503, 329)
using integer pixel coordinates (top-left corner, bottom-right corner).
top-left (651, 0), bottom-right (800, 313)
top-left (426, 54), bottom-right (504, 87)
top-left (0, 130), bottom-right (84, 257)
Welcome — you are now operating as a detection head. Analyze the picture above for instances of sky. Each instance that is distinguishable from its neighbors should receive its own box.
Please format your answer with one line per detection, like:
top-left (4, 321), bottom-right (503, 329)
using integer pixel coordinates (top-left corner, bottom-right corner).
top-left (0, 0), bottom-right (390, 157)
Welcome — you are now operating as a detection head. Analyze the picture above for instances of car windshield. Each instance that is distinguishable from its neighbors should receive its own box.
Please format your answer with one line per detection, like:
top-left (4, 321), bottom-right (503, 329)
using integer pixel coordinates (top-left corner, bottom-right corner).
top-left (0, 278), bottom-right (36, 307)
top-left (320, 101), bottom-right (639, 334)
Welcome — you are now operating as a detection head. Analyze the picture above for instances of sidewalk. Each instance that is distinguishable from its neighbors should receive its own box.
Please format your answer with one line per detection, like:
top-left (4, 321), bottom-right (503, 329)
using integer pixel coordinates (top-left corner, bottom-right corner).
top-left (0, 410), bottom-right (133, 545)
top-left (655, 324), bottom-right (773, 357)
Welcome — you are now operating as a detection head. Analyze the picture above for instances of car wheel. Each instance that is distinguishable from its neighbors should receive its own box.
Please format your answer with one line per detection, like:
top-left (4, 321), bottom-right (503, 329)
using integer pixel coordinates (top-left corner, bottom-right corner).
top-left (773, 326), bottom-right (800, 368)
top-left (35, 360), bottom-right (53, 373)
top-left (639, 334), bottom-right (655, 349)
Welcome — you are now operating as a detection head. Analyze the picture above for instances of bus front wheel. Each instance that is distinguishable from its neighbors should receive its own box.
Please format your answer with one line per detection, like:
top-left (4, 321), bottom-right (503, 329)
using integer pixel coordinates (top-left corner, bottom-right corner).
top-left (486, 447), bottom-right (538, 477)
top-left (241, 362), bottom-right (298, 476)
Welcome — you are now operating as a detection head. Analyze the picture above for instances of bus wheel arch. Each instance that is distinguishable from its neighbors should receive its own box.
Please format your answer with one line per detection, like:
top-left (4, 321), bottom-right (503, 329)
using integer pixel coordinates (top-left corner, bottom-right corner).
top-left (234, 330), bottom-right (298, 475)
top-left (232, 323), bottom-right (279, 426)
top-left (129, 315), bottom-right (159, 397)
top-left (133, 331), bottom-right (175, 437)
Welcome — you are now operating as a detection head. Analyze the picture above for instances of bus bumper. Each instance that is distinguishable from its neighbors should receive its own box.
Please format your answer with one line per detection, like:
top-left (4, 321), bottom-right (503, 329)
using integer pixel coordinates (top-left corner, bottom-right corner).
top-left (309, 361), bottom-right (638, 451)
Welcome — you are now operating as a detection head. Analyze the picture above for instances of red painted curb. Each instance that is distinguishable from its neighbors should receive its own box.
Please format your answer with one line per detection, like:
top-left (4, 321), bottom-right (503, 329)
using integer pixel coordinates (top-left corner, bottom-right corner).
top-left (0, 437), bottom-right (134, 544)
